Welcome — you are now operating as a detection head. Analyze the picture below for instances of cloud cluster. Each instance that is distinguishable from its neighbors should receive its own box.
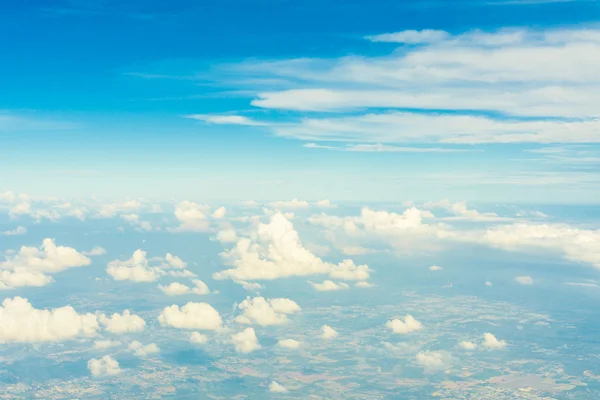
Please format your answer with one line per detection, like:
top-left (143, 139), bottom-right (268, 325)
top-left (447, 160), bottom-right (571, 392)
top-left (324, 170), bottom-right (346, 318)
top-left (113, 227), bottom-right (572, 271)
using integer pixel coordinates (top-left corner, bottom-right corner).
top-left (158, 302), bottom-right (222, 330)
top-left (0, 239), bottom-right (91, 289)
top-left (106, 250), bottom-right (194, 283)
top-left (0, 297), bottom-right (98, 343)
top-left (214, 213), bottom-right (371, 283)
top-left (235, 296), bottom-right (301, 326)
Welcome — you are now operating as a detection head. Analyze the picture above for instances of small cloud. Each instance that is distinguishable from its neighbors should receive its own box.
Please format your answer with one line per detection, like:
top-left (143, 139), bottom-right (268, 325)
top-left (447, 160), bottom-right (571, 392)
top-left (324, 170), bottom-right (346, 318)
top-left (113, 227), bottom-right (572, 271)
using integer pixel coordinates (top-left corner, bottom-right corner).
top-left (515, 276), bottom-right (534, 285)
top-left (429, 265), bottom-right (443, 271)
top-left (309, 280), bottom-right (349, 292)
top-left (386, 315), bottom-right (423, 334)
top-left (321, 325), bottom-right (338, 339)
top-left (277, 339), bottom-right (301, 349)
top-left (269, 381), bottom-right (288, 393)
top-left (485, 281), bottom-right (493, 287)
top-left (87, 356), bottom-right (121, 376)
top-left (185, 114), bottom-right (266, 126)
top-left (482, 333), bottom-right (507, 349)
top-left (231, 327), bottom-right (261, 353)
top-left (458, 340), bottom-right (477, 350)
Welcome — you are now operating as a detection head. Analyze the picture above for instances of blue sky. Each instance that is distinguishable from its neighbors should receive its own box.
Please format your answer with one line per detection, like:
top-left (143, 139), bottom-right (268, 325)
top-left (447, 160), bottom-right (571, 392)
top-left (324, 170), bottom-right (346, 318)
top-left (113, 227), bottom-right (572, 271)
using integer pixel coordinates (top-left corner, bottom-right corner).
top-left (1, 0), bottom-right (600, 202)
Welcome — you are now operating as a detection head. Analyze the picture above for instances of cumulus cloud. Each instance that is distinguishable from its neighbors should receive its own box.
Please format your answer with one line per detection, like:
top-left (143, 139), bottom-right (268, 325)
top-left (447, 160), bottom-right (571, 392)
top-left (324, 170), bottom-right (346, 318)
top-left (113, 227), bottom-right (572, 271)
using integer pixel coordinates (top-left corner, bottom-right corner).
top-left (355, 281), bottom-right (375, 288)
top-left (268, 199), bottom-right (310, 209)
top-left (429, 265), bottom-right (443, 271)
top-left (88, 356), bottom-right (121, 376)
top-left (458, 340), bottom-right (478, 350)
top-left (212, 206), bottom-right (227, 219)
top-left (515, 276), bottom-right (534, 285)
top-left (0, 238), bottom-right (91, 289)
top-left (415, 350), bottom-right (453, 372)
top-left (315, 199), bottom-right (334, 208)
top-left (486, 281), bottom-right (493, 286)
top-left (0, 297), bottom-right (98, 343)
top-left (231, 327), bottom-right (261, 353)
top-left (366, 29), bottom-right (449, 44)
top-left (235, 296), bottom-right (301, 326)
top-left (309, 280), bottom-right (349, 291)
top-left (216, 228), bottom-right (237, 243)
top-left (277, 339), bottom-right (301, 349)
top-left (482, 333), bottom-right (507, 349)
top-left (171, 201), bottom-right (211, 232)
top-left (158, 302), bottom-right (222, 330)
top-left (98, 310), bottom-right (146, 334)
top-left (98, 200), bottom-right (141, 218)
top-left (128, 340), bottom-right (160, 357)
top-left (322, 325), bottom-right (338, 339)
top-left (214, 213), bottom-right (371, 283)
top-left (159, 280), bottom-right (209, 295)
top-left (106, 250), bottom-right (163, 283)
top-left (269, 381), bottom-right (288, 393)
top-left (190, 332), bottom-right (208, 344)
top-left (165, 253), bottom-right (187, 269)
top-left (386, 315), bottom-right (423, 334)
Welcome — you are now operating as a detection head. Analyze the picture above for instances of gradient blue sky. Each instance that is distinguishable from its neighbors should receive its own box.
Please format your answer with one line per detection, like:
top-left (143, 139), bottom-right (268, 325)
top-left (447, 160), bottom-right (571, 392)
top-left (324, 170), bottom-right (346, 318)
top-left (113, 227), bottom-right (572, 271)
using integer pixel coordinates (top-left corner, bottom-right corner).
top-left (1, 0), bottom-right (599, 202)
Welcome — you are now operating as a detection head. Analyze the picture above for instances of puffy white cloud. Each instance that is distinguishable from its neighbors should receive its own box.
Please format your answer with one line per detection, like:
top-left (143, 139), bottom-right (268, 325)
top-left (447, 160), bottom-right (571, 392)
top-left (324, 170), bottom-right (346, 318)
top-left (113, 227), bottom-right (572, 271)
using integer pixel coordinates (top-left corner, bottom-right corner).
top-left (0, 226), bottom-right (26, 236)
top-left (458, 340), bottom-right (478, 350)
top-left (99, 310), bottom-right (146, 334)
top-left (235, 296), bottom-right (301, 326)
top-left (423, 200), bottom-right (506, 222)
top-left (0, 297), bottom-right (99, 343)
top-left (429, 265), bottom-right (443, 271)
top-left (212, 206), bottom-right (227, 219)
top-left (98, 200), bottom-right (141, 218)
top-left (277, 339), bottom-right (301, 349)
top-left (515, 276), bottom-right (534, 285)
top-left (191, 279), bottom-right (210, 295)
top-left (386, 315), bottom-right (423, 334)
top-left (128, 340), bottom-right (160, 357)
top-left (269, 381), bottom-right (288, 393)
top-left (236, 280), bottom-right (264, 291)
top-left (415, 350), bottom-right (453, 372)
top-left (309, 280), bottom-right (349, 292)
top-left (315, 199), bottom-right (334, 208)
top-left (485, 281), bottom-right (493, 287)
top-left (165, 253), bottom-right (187, 269)
top-left (88, 355), bottom-right (121, 376)
top-left (231, 327), bottom-right (261, 353)
top-left (159, 282), bottom-right (191, 296)
top-left (214, 213), bottom-right (371, 282)
top-left (268, 199), bottom-right (310, 209)
top-left (83, 246), bottom-right (107, 256)
top-left (0, 269), bottom-right (53, 290)
top-left (171, 201), bottom-right (211, 232)
top-left (106, 250), bottom-right (163, 283)
top-left (190, 331), bottom-right (208, 344)
top-left (482, 333), bottom-right (507, 349)
top-left (93, 340), bottom-right (121, 349)
top-left (158, 302), bottom-right (222, 330)
top-left (216, 228), bottom-right (238, 243)
top-left (322, 325), bottom-right (338, 339)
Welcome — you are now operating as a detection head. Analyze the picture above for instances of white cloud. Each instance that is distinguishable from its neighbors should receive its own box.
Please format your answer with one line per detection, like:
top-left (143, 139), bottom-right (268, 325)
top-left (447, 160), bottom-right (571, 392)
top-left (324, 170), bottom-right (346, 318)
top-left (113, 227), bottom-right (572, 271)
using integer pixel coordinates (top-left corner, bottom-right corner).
top-left (215, 213), bottom-right (371, 282)
top-left (486, 281), bottom-right (493, 287)
top-left (171, 201), bottom-right (211, 232)
top-left (309, 280), bottom-right (349, 291)
top-left (0, 297), bottom-right (98, 343)
top-left (366, 29), bottom-right (450, 44)
top-left (231, 327), bottom-right (261, 353)
top-left (192, 279), bottom-right (210, 295)
top-left (277, 339), bottom-right (301, 349)
top-left (216, 228), bottom-right (237, 243)
top-left (0, 226), bottom-right (27, 236)
top-left (423, 200), bottom-right (507, 221)
top-left (106, 250), bottom-right (163, 283)
top-left (212, 206), bottom-right (227, 219)
top-left (386, 315), bottom-right (423, 334)
top-left (515, 276), bottom-right (534, 285)
top-left (340, 246), bottom-right (375, 256)
top-left (128, 340), bottom-right (160, 357)
top-left (482, 333), bottom-right (507, 349)
top-left (321, 325), bottom-right (338, 339)
top-left (165, 253), bottom-right (187, 269)
top-left (169, 269), bottom-right (197, 278)
top-left (268, 199), bottom-right (310, 209)
top-left (429, 265), bottom-right (443, 271)
top-left (158, 302), bottom-right (222, 330)
top-left (315, 199), bottom-right (334, 208)
top-left (190, 331), bottom-right (208, 344)
top-left (88, 355), bottom-right (121, 376)
top-left (159, 282), bottom-right (191, 296)
top-left (269, 381), bottom-right (288, 393)
top-left (186, 114), bottom-right (265, 126)
top-left (83, 246), bottom-right (107, 256)
top-left (458, 340), bottom-right (478, 350)
top-left (99, 310), bottom-right (146, 334)
top-left (0, 238), bottom-right (92, 290)
top-left (415, 350), bottom-right (453, 372)
top-left (235, 296), bottom-right (301, 326)
top-left (355, 281), bottom-right (375, 288)
top-left (98, 200), bottom-right (141, 218)
top-left (93, 340), bottom-right (121, 349)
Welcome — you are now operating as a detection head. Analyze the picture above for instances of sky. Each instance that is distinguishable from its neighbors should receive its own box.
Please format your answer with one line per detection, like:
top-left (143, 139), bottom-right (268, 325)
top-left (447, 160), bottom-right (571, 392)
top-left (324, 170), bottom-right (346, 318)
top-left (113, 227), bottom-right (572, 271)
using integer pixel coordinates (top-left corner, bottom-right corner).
top-left (1, 0), bottom-right (600, 203)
